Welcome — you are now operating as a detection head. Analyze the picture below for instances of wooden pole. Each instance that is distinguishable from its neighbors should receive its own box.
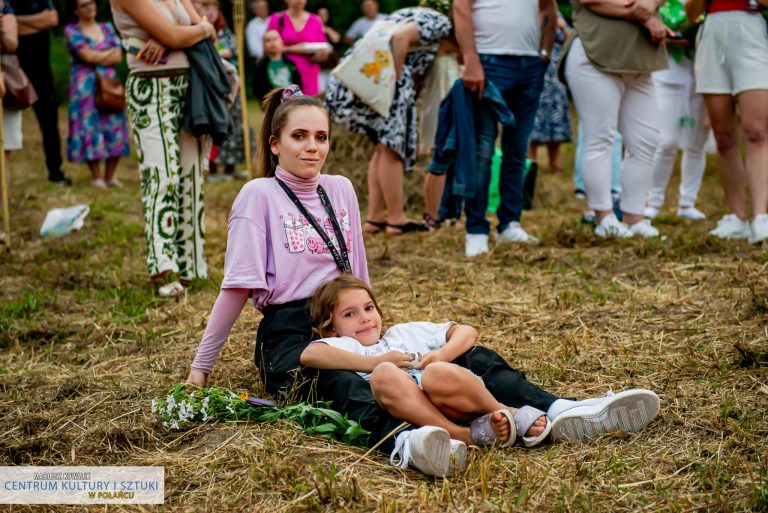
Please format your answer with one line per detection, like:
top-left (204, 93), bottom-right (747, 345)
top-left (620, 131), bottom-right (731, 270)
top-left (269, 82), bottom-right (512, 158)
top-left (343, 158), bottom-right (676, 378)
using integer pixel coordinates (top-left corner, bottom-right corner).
top-left (233, 0), bottom-right (254, 180)
top-left (0, 54), bottom-right (9, 250)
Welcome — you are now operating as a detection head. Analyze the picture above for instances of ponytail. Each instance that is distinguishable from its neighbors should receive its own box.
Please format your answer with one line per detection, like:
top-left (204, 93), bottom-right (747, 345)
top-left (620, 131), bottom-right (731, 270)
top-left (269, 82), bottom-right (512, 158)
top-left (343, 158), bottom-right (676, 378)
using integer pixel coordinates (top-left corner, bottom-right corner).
top-left (258, 87), bottom-right (331, 178)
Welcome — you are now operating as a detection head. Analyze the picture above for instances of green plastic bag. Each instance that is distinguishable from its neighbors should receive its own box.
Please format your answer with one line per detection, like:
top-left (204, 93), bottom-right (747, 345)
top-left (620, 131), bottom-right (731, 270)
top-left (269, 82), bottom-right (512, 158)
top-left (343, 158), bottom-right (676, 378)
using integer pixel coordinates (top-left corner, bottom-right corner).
top-left (487, 147), bottom-right (532, 214)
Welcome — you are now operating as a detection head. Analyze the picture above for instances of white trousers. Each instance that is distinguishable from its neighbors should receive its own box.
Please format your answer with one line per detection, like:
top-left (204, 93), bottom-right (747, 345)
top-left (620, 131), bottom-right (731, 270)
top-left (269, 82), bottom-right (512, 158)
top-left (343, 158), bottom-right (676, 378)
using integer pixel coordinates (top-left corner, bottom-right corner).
top-left (565, 38), bottom-right (659, 215)
top-left (647, 60), bottom-right (710, 209)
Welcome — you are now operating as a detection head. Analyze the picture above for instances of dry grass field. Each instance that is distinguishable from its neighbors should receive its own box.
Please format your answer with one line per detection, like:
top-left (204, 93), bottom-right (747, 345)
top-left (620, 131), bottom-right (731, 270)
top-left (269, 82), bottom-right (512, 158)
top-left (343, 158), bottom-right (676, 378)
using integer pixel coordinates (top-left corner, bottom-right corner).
top-left (0, 106), bottom-right (766, 512)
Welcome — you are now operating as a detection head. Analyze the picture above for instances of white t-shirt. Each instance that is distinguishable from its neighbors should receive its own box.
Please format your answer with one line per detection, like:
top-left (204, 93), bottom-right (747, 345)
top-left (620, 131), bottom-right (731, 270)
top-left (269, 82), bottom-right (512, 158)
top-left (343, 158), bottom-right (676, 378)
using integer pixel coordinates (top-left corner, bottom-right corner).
top-left (345, 14), bottom-right (388, 42)
top-left (315, 321), bottom-right (454, 381)
top-left (473, 0), bottom-right (540, 56)
top-left (246, 16), bottom-right (268, 59)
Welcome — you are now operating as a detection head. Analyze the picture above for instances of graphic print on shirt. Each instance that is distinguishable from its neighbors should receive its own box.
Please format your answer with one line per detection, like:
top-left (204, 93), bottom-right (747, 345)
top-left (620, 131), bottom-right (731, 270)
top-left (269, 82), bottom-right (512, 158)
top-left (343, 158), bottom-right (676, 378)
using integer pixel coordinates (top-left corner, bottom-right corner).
top-left (281, 210), bottom-right (352, 255)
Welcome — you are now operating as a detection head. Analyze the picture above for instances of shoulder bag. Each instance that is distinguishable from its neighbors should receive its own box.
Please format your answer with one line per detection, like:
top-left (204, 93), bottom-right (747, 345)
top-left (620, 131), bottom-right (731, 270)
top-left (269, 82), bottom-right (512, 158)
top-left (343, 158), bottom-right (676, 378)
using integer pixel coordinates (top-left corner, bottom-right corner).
top-left (2, 54), bottom-right (38, 110)
top-left (95, 73), bottom-right (126, 113)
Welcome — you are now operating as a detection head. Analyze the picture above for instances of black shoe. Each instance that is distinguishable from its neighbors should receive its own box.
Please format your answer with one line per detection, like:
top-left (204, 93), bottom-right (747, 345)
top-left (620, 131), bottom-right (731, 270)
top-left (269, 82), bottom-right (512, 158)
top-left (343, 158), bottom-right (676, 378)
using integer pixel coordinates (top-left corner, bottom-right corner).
top-left (49, 174), bottom-right (72, 186)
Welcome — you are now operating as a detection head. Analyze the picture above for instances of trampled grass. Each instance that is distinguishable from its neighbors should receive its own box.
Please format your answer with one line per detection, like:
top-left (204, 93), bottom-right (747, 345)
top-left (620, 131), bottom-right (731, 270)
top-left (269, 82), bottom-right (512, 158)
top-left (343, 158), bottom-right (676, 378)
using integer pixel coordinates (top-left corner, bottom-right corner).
top-left (0, 107), bottom-right (766, 512)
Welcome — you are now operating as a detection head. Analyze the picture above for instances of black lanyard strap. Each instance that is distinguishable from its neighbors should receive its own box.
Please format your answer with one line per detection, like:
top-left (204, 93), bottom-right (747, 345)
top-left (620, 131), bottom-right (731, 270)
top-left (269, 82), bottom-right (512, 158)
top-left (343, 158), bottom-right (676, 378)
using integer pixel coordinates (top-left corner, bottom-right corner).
top-left (275, 178), bottom-right (352, 274)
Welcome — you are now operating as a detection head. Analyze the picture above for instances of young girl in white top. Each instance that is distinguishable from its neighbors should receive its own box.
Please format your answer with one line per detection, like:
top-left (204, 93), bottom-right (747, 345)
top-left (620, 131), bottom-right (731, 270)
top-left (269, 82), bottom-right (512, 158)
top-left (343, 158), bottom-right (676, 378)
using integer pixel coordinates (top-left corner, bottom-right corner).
top-left (301, 275), bottom-right (554, 448)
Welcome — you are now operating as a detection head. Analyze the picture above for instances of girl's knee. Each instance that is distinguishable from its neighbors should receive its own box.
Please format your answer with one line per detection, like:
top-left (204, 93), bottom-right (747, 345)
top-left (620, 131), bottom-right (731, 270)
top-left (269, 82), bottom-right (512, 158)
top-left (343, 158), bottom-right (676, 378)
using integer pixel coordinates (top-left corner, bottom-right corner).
top-left (713, 129), bottom-right (739, 153)
top-left (742, 123), bottom-right (767, 145)
top-left (421, 362), bottom-right (460, 391)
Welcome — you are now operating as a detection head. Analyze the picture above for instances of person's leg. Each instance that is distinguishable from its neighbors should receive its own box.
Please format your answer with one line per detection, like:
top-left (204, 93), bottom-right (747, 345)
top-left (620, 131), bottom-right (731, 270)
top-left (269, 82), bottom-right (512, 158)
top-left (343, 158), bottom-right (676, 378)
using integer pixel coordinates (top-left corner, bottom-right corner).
top-left (463, 103), bottom-right (498, 235)
top-left (703, 94), bottom-right (748, 220)
top-left (547, 141), bottom-right (562, 174)
top-left (16, 32), bottom-right (65, 182)
top-left (177, 130), bottom-right (209, 281)
top-left (737, 89), bottom-right (768, 216)
top-left (496, 56), bottom-right (547, 232)
top-left (565, 39), bottom-right (623, 222)
top-left (677, 82), bottom-right (710, 210)
top-left (378, 146), bottom-right (411, 229)
top-left (105, 157), bottom-right (120, 182)
top-left (617, 73), bottom-right (660, 226)
top-left (528, 141), bottom-right (539, 162)
top-left (647, 81), bottom-right (682, 210)
top-left (87, 161), bottom-right (102, 182)
top-left (573, 127), bottom-right (585, 192)
top-left (366, 146), bottom-right (386, 228)
top-left (423, 172), bottom-right (447, 222)
top-left (611, 133), bottom-right (624, 194)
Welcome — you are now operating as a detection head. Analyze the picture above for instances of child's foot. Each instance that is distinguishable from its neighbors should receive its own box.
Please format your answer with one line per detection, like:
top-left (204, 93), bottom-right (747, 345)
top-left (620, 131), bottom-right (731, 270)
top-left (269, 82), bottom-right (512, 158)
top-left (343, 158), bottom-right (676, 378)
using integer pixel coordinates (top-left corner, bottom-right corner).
top-left (490, 411), bottom-right (512, 443)
top-left (469, 410), bottom-right (515, 447)
top-left (510, 406), bottom-right (552, 447)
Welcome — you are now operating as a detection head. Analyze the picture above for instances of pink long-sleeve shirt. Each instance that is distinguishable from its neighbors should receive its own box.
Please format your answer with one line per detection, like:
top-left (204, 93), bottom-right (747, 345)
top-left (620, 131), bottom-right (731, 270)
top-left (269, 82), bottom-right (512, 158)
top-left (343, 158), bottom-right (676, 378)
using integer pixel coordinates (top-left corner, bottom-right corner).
top-left (191, 166), bottom-right (368, 373)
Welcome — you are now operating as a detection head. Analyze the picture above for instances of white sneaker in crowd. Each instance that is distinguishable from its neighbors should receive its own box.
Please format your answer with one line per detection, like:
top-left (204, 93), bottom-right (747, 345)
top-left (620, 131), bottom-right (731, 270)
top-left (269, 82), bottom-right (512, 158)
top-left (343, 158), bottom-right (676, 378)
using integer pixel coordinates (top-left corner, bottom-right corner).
top-left (709, 214), bottom-right (751, 239)
top-left (448, 439), bottom-right (468, 477)
top-left (498, 222), bottom-right (539, 245)
top-left (390, 426), bottom-right (456, 477)
top-left (594, 214), bottom-right (633, 239)
top-left (627, 219), bottom-right (660, 238)
top-left (749, 213), bottom-right (768, 244)
top-left (465, 234), bottom-right (489, 257)
top-left (644, 206), bottom-right (660, 219)
top-left (677, 206), bottom-right (706, 220)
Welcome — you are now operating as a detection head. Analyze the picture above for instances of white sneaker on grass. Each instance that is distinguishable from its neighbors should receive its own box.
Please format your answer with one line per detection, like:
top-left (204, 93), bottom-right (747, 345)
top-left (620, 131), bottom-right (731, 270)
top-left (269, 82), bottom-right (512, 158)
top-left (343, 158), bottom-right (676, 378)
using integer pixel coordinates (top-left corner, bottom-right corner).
top-left (749, 213), bottom-right (768, 244)
top-left (465, 234), bottom-right (489, 257)
top-left (627, 219), bottom-right (660, 238)
top-left (644, 206), bottom-right (660, 219)
top-left (448, 439), bottom-right (468, 477)
top-left (595, 214), bottom-right (633, 239)
top-left (677, 206), bottom-right (706, 220)
top-left (390, 426), bottom-right (456, 477)
top-left (709, 214), bottom-right (751, 239)
top-left (498, 222), bottom-right (539, 245)
top-left (550, 389), bottom-right (660, 441)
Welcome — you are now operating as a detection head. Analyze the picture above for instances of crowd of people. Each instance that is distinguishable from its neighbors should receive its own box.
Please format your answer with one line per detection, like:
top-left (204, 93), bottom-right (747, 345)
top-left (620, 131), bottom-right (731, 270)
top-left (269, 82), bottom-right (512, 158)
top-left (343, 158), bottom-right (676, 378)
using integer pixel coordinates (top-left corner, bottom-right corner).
top-left (1, 0), bottom-right (766, 477)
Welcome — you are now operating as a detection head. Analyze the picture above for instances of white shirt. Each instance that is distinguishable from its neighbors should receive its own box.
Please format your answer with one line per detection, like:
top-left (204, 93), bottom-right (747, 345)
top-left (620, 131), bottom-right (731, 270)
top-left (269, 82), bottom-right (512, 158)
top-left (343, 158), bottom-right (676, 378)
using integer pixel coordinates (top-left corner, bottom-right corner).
top-left (315, 321), bottom-right (454, 381)
top-left (246, 16), bottom-right (268, 59)
top-left (345, 14), bottom-right (388, 42)
top-left (473, 0), bottom-right (540, 56)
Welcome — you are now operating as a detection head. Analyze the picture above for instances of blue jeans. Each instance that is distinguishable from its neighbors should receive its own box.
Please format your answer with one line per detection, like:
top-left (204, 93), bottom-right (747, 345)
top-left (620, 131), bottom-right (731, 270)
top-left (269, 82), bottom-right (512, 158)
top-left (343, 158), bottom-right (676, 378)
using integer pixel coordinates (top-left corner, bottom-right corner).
top-left (465, 54), bottom-right (547, 235)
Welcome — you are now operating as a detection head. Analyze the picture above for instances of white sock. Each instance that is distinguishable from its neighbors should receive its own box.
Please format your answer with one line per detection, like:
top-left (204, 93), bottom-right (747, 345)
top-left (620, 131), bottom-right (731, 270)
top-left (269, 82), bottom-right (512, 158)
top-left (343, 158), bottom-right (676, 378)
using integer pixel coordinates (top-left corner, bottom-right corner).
top-left (547, 396), bottom-right (606, 420)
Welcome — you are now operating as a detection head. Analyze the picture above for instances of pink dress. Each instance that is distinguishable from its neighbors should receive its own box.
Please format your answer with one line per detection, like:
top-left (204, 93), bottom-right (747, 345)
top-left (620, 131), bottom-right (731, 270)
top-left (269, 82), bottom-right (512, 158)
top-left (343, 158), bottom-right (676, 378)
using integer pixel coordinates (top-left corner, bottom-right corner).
top-left (267, 11), bottom-right (328, 95)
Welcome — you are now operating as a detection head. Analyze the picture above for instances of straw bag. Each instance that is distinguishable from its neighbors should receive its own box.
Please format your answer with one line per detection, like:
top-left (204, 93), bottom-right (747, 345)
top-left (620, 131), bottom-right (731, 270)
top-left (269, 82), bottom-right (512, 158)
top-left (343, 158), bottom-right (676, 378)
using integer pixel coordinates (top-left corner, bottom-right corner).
top-left (2, 54), bottom-right (38, 110)
top-left (331, 19), bottom-right (398, 117)
top-left (95, 73), bottom-right (126, 113)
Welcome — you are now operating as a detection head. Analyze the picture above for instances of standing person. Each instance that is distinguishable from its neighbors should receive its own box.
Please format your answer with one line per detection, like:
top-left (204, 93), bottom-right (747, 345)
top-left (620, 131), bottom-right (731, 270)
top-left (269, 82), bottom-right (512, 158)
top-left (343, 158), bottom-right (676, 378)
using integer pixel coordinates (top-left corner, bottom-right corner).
top-left (644, 53), bottom-right (710, 221)
top-left (454, 0), bottom-right (558, 257)
top-left (245, 0), bottom-right (269, 61)
top-left (686, 0), bottom-right (768, 242)
top-left (344, 0), bottom-right (387, 45)
top-left (196, 0), bottom-right (252, 181)
top-left (64, 0), bottom-right (130, 189)
top-left (326, 5), bottom-right (452, 234)
top-left (109, 0), bottom-right (216, 297)
top-left (187, 86), bottom-right (662, 477)
top-left (563, 0), bottom-right (671, 239)
top-left (9, 0), bottom-right (71, 185)
top-left (267, 0), bottom-right (330, 96)
top-left (528, 15), bottom-right (573, 175)
top-left (252, 30), bottom-right (302, 101)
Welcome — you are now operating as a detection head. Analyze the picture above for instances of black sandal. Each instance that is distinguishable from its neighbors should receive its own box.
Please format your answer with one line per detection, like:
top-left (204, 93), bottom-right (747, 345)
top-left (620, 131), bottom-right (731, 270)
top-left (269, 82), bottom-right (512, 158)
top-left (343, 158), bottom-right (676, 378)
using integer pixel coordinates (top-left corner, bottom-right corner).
top-left (365, 219), bottom-right (387, 233)
top-left (423, 213), bottom-right (442, 230)
top-left (386, 221), bottom-right (428, 234)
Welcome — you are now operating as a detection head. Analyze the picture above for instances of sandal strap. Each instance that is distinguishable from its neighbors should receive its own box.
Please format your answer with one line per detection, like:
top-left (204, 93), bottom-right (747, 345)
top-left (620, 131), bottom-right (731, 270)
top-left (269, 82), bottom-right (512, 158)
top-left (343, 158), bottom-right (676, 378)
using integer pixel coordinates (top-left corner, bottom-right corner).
top-left (514, 405), bottom-right (546, 438)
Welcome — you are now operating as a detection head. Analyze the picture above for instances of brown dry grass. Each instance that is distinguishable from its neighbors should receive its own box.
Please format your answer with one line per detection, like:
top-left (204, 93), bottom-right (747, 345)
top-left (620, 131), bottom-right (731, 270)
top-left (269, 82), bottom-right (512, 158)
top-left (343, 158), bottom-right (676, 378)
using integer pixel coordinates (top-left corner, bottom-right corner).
top-left (0, 106), bottom-right (767, 512)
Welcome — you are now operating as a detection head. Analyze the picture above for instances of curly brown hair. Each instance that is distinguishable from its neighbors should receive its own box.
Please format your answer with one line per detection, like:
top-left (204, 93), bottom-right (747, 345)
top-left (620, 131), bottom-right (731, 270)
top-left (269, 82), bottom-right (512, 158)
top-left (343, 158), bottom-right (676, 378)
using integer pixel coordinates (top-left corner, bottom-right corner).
top-left (309, 275), bottom-right (384, 338)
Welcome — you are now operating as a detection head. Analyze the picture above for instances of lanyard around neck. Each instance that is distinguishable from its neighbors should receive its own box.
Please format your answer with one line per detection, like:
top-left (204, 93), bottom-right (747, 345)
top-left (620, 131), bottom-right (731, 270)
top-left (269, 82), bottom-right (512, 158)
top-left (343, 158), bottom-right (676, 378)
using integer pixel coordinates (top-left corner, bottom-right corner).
top-left (275, 177), bottom-right (352, 274)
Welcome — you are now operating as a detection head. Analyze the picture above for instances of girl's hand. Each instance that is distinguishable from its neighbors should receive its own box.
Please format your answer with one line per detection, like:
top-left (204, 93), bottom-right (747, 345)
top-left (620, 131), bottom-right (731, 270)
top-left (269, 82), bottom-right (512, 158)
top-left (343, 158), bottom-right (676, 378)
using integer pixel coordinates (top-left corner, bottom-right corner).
top-left (414, 349), bottom-right (447, 370)
top-left (137, 38), bottom-right (167, 65)
top-left (376, 350), bottom-right (413, 369)
top-left (187, 369), bottom-right (208, 387)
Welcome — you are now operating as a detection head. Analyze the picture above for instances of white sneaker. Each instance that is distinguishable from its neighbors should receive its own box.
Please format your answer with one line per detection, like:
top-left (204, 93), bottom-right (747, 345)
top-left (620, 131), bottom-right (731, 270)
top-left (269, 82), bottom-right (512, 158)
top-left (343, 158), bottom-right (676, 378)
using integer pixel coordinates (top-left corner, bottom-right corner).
top-left (749, 213), bottom-right (768, 244)
top-left (447, 439), bottom-right (468, 476)
top-left (498, 222), bottom-right (539, 245)
top-left (465, 234), bottom-right (489, 257)
top-left (644, 206), bottom-right (660, 219)
top-left (594, 214), bottom-right (633, 239)
top-left (390, 426), bottom-right (452, 477)
top-left (627, 219), bottom-right (660, 238)
top-left (709, 214), bottom-right (751, 239)
top-left (550, 389), bottom-right (660, 441)
top-left (677, 206), bottom-right (706, 220)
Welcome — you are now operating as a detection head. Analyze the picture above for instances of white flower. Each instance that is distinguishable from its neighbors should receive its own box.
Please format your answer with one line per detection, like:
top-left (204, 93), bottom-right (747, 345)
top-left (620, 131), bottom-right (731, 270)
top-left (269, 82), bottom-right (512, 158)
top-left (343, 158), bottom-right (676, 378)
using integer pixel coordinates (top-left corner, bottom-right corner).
top-left (151, 399), bottom-right (159, 413)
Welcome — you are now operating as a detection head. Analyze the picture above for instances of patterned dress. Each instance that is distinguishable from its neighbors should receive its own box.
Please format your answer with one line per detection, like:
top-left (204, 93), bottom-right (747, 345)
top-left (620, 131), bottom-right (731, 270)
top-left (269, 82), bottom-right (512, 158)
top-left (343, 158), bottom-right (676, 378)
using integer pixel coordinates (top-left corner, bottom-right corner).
top-left (325, 8), bottom-right (451, 172)
top-left (530, 27), bottom-right (573, 144)
top-left (64, 22), bottom-right (130, 163)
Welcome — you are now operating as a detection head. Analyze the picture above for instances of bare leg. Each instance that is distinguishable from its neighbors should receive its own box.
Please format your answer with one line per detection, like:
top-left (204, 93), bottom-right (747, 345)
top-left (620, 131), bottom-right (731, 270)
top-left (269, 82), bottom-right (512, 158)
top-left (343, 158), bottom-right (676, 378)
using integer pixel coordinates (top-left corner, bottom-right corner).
top-left (105, 157), bottom-right (120, 182)
top-left (370, 362), bottom-right (472, 444)
top-left (528, 141), bottom-right (539, 161)
top-left (704, 94), bottom-right (749, 220)
top-left (377, 145), bottom-right (410, 228)
top-left (547, 141), bottom-right (562, 174)
top-left (366, 146), bottom-right (386, 229)
top-left (423, 173), bottom-right (446, 221)
top-left (87, 160), bottom-right (102, 181)
top-left (737, 89), bottom-right (768, 216)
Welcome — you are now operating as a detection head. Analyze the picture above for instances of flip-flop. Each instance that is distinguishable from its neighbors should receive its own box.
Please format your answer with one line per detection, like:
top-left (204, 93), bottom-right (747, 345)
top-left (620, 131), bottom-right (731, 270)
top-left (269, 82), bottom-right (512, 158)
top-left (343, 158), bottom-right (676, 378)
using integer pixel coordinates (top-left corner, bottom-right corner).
top-left (365, 219), bottom-right (387, 233)
top-left (550, 389), bottom-right (660, 442)
top-left (469, 409), bottom-right (515, 448)
top-left (386, 221), bottom-right (428, 234)
top-left (513, 406), bottom-right (552, 447)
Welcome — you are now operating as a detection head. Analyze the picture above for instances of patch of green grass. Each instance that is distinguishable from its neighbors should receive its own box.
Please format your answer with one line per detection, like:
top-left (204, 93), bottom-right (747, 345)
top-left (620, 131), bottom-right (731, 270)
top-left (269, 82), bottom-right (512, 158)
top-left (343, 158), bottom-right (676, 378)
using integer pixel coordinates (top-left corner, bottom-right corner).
top-left (98, 285), bottom-right (156, 320)
top-left (0, 292), bottom-right (46, 333)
